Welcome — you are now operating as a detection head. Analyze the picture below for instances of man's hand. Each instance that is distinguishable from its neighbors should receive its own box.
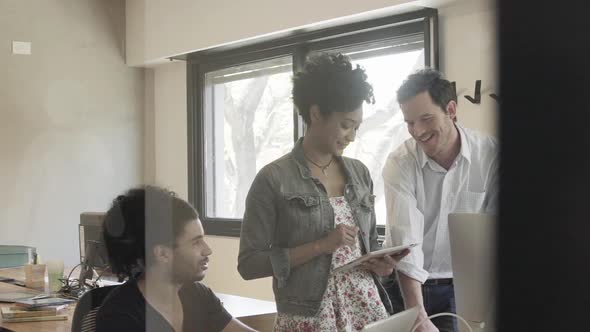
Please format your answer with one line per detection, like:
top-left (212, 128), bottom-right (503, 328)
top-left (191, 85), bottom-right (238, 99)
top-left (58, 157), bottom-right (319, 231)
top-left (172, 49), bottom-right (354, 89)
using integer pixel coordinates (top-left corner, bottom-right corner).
top-left (413, 315), bottom-right (439, 332)
top-left (361, 249), bottom-right (410, 276)
top-left (411, 308), bottom-right (439, 332)
top-left (318, 224), bottom-right (358, 253)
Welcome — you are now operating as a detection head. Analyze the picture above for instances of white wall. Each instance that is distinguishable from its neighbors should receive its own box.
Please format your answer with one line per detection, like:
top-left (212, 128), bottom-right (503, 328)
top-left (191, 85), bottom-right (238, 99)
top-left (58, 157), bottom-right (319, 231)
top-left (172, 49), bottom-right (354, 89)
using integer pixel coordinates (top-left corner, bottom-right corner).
top-left (146, 0), bottom-right (498, 301)
top-left (150, 61), bottom-right (275, 300)
top-left (0, 0), bottom-right (145, 266)
top-left (144, 69), bottom-right (156, 183)
top-left (125, 0), bottom-right (421, 66)
top-left (152, 62), bottom-right (187, 196)
top-left (438, 0), bottom-right (497, 135)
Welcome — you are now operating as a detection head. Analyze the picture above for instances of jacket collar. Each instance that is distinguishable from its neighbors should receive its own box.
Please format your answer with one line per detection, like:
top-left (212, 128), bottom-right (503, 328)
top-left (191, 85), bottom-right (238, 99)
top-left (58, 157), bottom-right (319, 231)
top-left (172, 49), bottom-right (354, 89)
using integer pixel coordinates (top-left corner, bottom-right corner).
top-left (291, 137), bottom-right (359, 186)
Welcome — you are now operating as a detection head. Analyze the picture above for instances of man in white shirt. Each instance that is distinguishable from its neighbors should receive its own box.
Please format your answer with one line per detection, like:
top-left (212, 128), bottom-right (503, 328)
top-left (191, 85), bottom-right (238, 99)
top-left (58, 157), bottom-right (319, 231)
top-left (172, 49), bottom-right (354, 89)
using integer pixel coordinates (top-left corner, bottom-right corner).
top-left (382, 69), bottom-right (498, 332)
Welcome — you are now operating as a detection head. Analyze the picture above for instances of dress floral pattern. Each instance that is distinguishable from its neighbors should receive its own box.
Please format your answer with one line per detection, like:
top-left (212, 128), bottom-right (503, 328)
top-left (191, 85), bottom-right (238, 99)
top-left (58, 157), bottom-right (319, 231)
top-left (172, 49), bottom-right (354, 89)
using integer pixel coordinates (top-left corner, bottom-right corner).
top-left (274, 196), bottom-right (389, 332)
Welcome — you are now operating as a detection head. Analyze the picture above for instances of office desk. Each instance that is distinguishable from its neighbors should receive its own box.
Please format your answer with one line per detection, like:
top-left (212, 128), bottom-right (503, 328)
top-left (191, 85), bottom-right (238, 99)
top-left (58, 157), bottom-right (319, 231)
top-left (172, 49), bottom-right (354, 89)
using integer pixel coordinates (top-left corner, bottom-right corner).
top-left (217, 293), bottom-right (276, 331)
top-left (0, 267), bottom-right (73, 332)
top-left (1, 267), bottom-right (276, 332)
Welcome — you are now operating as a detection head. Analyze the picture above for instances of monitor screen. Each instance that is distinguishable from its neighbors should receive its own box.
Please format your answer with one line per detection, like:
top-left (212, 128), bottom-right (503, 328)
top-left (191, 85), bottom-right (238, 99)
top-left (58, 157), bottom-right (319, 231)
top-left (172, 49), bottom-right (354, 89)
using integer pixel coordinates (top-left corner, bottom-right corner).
top-left (79, 212), bottom-right (109, 269)
top-left (448, 213), bottom-right (496, 332)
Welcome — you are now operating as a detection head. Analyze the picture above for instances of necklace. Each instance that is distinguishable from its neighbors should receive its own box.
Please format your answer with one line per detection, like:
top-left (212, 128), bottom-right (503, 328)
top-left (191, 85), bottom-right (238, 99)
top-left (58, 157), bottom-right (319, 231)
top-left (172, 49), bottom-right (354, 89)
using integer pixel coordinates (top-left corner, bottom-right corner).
top-left (304, 154), bottom-right (333, 176)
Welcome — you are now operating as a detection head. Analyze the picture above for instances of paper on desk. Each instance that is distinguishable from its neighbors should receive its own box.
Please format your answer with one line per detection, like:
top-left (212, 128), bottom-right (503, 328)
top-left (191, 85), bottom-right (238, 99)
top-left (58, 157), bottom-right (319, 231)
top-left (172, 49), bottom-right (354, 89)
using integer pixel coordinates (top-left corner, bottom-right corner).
top-left (0, 291), bottom-right (40, 303)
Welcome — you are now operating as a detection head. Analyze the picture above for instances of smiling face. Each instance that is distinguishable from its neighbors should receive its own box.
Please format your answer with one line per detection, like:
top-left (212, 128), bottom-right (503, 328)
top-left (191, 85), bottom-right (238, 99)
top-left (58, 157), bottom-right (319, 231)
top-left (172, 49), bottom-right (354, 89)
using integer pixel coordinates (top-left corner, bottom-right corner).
top-left (170, 219), bottom-right (212, 283)
top-left (309, 105), bottom-right (363, 156)
top-left (401, 91), bottom-right (458, 162)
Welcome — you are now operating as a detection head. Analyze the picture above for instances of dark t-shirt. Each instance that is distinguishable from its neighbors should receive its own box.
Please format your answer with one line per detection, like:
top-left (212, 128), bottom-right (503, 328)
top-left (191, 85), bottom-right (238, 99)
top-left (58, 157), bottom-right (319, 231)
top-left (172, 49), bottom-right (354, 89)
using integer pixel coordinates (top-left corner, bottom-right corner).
top-left (96, 279), bottom-right (232, 332)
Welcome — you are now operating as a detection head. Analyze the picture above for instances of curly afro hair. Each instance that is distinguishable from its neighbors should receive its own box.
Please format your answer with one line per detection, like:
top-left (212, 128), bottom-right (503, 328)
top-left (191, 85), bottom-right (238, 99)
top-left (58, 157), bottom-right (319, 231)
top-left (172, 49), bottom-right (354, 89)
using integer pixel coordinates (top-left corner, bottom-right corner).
top-left (292, 53), bottom-right (374, 125)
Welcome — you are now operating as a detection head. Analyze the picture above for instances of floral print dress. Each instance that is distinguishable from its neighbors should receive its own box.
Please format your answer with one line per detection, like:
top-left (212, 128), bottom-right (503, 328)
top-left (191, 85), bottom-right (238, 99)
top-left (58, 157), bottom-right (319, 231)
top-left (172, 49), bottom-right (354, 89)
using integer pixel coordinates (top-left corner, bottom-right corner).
top-left (274, 196), bottom-right (389, 332)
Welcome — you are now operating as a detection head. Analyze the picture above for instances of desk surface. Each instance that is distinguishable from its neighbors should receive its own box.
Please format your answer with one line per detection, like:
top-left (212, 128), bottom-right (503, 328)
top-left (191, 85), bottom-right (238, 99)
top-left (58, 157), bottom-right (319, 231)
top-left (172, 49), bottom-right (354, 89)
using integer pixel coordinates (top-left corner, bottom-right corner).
top-left (217, 293), bottom-right (276, 318)
top-left (1, 267), bottom-right (276, 332)
top-left (0, 267), bottom-right (73, 332)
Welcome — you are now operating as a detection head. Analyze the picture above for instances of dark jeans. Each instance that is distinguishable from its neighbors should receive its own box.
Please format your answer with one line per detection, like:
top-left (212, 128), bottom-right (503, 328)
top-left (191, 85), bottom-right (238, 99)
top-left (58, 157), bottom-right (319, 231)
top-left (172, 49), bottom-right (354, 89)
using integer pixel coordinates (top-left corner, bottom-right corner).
top-left (383, 275), bottom-right (457, 332)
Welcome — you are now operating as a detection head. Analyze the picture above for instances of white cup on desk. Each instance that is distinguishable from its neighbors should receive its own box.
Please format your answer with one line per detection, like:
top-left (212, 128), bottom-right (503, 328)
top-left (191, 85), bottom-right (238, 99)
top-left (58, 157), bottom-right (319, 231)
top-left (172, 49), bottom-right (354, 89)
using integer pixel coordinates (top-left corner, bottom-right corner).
top-left (46, 259), bottom-right (64, 293)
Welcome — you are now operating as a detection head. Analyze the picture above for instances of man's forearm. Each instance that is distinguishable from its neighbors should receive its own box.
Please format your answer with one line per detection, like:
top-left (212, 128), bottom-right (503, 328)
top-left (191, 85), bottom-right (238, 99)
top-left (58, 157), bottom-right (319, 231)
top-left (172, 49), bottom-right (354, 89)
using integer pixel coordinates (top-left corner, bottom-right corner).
top-left (398, 272), bottom-right (437, 331)
top-left (398, 272), bottom-right (424, 309)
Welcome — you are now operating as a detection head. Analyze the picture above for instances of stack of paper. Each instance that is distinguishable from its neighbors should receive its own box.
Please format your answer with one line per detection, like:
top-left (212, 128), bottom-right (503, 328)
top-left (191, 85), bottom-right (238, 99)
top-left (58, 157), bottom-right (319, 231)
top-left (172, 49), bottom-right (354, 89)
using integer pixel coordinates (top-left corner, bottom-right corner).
top-left (0, 290), bottom-right (40, 303)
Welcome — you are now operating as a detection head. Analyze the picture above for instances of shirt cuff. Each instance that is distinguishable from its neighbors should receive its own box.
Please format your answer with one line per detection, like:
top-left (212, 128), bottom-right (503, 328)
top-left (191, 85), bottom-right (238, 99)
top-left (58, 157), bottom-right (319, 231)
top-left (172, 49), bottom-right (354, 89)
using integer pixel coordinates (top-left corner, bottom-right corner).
top-left (396, 261), bottom-right (429, 284)
top-left (270, 247), bottom-right (291, 288)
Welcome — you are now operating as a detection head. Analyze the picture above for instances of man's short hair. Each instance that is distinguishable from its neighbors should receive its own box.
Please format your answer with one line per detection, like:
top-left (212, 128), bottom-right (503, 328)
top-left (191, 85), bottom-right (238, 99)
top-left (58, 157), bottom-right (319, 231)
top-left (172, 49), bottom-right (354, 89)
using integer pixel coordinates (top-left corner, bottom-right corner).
top-left (396, 68), bottom-right (457, 113)
top-left (102, 186), bottom-right (198, 280)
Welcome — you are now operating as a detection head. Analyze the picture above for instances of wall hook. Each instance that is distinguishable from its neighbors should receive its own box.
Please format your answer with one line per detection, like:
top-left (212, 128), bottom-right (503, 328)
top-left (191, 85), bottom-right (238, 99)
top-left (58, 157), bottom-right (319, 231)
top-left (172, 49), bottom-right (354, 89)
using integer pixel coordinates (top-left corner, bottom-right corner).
top-left (489, 93), bottom-right (501, 102)
top-left (464, 80), bottom-right (481, 104)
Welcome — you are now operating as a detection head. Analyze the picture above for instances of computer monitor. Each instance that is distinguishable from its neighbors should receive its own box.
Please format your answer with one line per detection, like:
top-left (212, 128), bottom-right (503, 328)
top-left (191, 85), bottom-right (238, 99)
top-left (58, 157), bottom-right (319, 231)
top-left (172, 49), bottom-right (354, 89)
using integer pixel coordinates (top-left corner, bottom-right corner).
top-left (361, 306), bottom-right (420, 332)
top-left (78, 212), bottom-right (109, 281)
top-left (448, 213), bottom-right (496, 332)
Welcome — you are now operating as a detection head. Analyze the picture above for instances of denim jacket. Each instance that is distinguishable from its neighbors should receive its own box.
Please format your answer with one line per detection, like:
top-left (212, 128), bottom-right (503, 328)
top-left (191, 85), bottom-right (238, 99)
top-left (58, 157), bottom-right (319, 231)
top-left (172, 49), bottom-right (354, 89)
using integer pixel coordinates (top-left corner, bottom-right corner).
top-left (238, 138), bottom-right (393, 316)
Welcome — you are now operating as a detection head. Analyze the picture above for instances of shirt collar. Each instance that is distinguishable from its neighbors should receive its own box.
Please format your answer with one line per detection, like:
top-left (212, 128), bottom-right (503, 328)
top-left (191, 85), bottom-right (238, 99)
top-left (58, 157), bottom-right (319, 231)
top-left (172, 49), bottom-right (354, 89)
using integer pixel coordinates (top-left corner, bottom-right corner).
top-left (417, 123), bottom-right (472, 169)
top-left (456, 124), bottom-right (472, 164)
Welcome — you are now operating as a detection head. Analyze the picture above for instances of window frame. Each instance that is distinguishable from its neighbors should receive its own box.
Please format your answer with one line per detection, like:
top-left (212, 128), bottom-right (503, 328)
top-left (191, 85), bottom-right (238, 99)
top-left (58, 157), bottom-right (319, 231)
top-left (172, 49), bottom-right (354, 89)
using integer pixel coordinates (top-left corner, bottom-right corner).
top-left (187, 8), bottom-right (439, 237)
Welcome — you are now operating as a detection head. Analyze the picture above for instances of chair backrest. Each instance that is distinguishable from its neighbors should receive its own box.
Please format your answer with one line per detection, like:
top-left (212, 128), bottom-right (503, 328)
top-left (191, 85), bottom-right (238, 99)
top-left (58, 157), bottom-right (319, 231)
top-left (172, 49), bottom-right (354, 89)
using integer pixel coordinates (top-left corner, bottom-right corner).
top-left (71, 285), bottom-right (117, 332)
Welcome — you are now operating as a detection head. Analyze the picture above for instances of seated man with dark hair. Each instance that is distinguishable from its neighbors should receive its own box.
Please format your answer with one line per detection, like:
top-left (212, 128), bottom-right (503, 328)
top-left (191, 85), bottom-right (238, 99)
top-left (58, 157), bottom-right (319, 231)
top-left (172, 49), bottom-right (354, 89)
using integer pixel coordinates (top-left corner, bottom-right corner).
top-left (96, 186), bottom-right (257, 332)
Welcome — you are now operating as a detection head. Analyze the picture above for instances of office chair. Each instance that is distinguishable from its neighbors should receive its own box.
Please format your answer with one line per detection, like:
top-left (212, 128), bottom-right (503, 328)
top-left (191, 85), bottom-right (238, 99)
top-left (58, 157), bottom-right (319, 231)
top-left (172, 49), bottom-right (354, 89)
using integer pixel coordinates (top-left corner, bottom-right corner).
top-left (71, 285), bottom-right (117, 332)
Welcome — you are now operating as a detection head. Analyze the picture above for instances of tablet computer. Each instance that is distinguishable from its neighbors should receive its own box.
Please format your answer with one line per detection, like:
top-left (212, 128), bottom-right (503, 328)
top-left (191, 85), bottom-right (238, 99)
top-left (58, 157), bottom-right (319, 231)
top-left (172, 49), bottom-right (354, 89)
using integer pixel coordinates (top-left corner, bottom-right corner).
top-left (333, 242), bottom-right (419, 273)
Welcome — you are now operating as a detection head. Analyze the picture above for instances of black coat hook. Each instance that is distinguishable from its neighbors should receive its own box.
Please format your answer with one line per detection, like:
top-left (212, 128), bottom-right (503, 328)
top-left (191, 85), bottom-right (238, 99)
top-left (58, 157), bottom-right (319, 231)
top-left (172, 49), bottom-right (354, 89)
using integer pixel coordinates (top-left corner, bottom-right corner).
top-left (489, 93), bottom-right (501, 102)
top-left (464, 80), bottom-right (481, 104)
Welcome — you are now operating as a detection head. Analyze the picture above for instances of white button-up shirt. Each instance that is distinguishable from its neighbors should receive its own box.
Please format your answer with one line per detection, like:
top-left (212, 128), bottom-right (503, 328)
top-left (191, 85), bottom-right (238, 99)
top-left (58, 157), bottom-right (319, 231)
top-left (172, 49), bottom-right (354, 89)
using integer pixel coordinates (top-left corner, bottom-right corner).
top-left (382, 125), bottom-right (499, 283)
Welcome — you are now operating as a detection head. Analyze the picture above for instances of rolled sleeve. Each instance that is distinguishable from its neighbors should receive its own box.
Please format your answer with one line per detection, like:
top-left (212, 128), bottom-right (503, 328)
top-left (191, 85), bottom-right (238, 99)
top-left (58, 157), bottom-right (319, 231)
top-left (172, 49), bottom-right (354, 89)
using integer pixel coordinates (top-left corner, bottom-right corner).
top-left (382, 153), bottom-right (429, 284)
top-left (396, 261), bottom-right (429, 284)
top-left (270, 247), bottom-right (291, 287)
top-left (238, 168), bottom-right (292, 286)
top-left (386, 218), bottom-right (428, 283)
